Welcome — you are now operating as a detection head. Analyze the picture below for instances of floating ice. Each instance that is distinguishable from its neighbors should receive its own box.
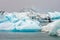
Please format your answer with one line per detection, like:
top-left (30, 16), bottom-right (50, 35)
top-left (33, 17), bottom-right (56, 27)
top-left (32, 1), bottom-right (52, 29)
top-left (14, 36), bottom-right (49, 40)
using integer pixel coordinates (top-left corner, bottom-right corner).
top-left (48, 11), bottom-right (60, 21)
top-left (42, 20), bottom-right (60, 36)
top-left (0, 13), bottom-right (17, 31)
top-left (0, 12), bottom-right (41, 32)
top-left (0, 21), bottom-right (15, 30)
top-left (0, 13), bottom-right (8, 23)
top-left (13, 12), bottom-right (29, 19)
top-left (14, 16), bottom-right (41, 32)
top-left (5, 13), bottom-right (19, 23)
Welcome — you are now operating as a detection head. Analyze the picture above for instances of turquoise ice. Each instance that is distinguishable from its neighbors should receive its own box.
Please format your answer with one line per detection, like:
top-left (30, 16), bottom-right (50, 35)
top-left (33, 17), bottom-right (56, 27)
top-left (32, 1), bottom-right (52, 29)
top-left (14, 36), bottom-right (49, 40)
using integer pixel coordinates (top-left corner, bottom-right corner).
top-left (48, 11), bottom-right (60, 21)
top-left (0, 12), bottom-right (41, 32)
top-left (0, 13), bottom-right (16, 30)
top-left (15, 17), bottom-right (41, 30)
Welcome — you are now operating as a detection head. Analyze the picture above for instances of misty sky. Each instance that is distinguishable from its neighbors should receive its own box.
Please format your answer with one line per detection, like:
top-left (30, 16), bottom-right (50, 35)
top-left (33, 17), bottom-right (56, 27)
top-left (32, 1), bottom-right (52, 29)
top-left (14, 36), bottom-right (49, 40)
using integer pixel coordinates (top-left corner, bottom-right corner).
top-left (0, 0), bottom-right (60, 12)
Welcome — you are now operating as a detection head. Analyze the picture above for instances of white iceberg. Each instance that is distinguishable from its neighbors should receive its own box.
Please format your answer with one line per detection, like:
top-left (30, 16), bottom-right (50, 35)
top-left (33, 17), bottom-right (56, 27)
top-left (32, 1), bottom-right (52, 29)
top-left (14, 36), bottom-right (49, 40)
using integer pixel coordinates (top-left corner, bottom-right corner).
top-left (13, 12), bottom-right (29, 19)
top-left (15, 16), bottom-right (41, 31)
top-left (0, 12), bottom-right (41, 32)
top-left (5, 13), bottom-right (19, 23)
top-left (0, 21), bottom-right (15, 30)
top-left (0, 13), bottom-right (17, 30)
top-left (0, 13), bottom-right (8, 23)
top-left (48, 11), bottom-right (60, 21)
top-left (42, 20), bottom-right (60, 36)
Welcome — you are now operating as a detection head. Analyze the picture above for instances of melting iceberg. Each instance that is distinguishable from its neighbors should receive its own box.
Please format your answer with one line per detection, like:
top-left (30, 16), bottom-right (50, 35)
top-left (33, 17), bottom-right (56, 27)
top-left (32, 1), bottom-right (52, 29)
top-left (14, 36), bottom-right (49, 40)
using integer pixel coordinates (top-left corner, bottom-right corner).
top-left (0, 12), bottom-right (41, 32)
top-left (5, 13), bottom-right (19, 23)
top-left (15, 16), bottom-right (41, 32)
top-left (0, 12), bottom-right (18, 31)
top-left (41, 20), bottom-right (60, 36)
top-left (48, 11), bottom-right (60, 21)
top-left (0, 22), bottom-right (15, 30)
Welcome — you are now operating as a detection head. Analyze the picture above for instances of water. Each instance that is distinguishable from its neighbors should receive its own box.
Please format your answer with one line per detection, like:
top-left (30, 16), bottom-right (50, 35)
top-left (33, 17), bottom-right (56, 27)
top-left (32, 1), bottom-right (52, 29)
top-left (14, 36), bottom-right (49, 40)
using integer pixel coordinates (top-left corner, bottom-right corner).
top-left (0, 12), bottom-right (60, 40)
top-left (0, 21), bottom-right (59, 40)
top-left (0, 32), bottom-right (60, 40)
top-left (0, 22), bottom-right (59, 40)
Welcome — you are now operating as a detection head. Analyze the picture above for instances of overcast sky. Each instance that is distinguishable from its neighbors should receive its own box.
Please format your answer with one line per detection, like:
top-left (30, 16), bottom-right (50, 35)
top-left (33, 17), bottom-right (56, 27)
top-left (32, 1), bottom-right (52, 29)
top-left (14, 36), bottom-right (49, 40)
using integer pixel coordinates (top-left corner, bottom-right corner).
top-left (0, 0), bottom-right (60, 12)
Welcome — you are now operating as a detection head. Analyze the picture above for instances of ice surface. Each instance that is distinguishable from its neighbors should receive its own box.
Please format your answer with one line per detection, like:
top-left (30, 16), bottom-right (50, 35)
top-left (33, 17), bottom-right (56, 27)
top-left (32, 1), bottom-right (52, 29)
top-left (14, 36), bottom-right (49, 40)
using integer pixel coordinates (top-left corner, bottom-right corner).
top-left (42, 20), bottom-right (60, 36)
top-left (15, 16), bottom-right (41, 30)
top-left (0, 13), bottom-right (16, 30)
top-left (13, 12), bottom-right (29, 20)
top-left (0, 21), bottom-right (15, 30)
top-left (48, 11), bottom-right (60, 21)
top-left (0, 12), bottom-right (41, 32)
top-left (0, 13), bottom-right (8, 23)
top-left (5, 13), bottom-right (19, 23)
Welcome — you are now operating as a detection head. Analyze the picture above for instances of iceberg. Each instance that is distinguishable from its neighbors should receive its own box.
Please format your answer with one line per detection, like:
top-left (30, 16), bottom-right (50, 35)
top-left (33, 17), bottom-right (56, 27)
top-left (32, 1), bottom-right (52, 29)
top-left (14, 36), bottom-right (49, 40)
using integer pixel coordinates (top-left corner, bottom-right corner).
top-left (0, 12), bottom-right (17, 31)
top-left (0, 12), bottom-right (41, 32)
top-left (0, 22), bottom-right (15, 30)
top-left (42, 20), bottom-right (60, 36)
top-left (48, 11), bottom-right (60, 21)
top-left (14, 16), bottom-right (41, 32)
top-left (0, 13), bottom-right (8, 23)
top-left (5, 13), bottom-right (19, 23)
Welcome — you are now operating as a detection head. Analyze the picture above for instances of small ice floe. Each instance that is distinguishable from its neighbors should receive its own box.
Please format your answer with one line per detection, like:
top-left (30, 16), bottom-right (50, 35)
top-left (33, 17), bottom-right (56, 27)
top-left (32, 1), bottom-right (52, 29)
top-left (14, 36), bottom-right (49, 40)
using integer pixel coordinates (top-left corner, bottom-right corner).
top-left (41, 20), bottom-right (60, 36)
top-left (48, 11), bottom-right (60, 21)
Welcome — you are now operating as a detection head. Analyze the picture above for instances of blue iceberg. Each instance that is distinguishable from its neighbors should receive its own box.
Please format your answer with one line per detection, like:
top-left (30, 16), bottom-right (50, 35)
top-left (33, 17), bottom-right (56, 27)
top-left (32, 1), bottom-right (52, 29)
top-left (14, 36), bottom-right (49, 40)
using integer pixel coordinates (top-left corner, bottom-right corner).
top-left (48, 11), bottom-right (60, 21)
top-left (0, 12), bottom-right (41, 32)
top-left (14, 16), bottom-right (41, 32)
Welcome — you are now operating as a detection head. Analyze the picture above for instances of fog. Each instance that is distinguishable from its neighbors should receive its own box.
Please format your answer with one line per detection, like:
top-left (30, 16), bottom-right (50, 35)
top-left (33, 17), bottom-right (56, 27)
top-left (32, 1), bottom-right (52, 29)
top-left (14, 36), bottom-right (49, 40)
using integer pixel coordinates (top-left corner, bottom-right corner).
top-left (0, 0), bottom-right (60, 12)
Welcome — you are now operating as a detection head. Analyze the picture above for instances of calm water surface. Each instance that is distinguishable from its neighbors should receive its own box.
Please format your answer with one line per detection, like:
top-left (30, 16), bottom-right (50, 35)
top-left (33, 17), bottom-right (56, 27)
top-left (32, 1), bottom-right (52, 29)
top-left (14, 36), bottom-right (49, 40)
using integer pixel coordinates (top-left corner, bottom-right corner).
top-left (0, 32), bottom-right (60, 40)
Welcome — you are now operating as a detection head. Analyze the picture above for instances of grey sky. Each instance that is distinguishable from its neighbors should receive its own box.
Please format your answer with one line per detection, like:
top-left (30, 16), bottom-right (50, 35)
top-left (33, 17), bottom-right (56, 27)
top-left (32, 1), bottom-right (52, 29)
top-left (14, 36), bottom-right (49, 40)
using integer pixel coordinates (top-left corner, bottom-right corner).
top-left (0, 0), bottom-right (60, 12)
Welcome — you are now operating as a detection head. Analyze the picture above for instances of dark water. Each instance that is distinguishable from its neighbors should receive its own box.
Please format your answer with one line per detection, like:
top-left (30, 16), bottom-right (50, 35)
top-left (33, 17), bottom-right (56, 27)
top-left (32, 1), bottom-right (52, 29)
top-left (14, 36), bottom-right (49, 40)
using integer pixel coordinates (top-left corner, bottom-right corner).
top-left (0, 32), bottom-right (60, 40)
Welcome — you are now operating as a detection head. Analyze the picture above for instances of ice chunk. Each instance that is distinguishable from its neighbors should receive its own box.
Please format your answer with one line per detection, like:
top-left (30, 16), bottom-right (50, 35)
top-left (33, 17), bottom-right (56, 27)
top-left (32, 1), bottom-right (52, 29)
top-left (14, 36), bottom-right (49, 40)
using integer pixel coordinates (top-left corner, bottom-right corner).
top-left (0, 21), bottom-right (15, 30)
top-left (0, 12), bottom-right (18, 31)
top-left (0, 12), bottom-right (41, 32)
top-left (13, 12), bottom-right (30, 20)
top-left (15, 16), bottom-right (41, 31)
top-left (48, 11), bottom-right (60, 21)
top-left (0, 13), bottom-right (8, 23)
top-left (42, 20), bottom-right (60, 36)
top-left (57, 29), bottom-right (60, 36)
top-left (5, 13), bottom-right (19, 23)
